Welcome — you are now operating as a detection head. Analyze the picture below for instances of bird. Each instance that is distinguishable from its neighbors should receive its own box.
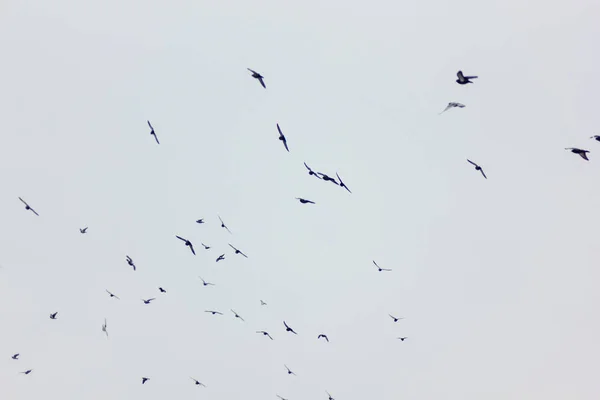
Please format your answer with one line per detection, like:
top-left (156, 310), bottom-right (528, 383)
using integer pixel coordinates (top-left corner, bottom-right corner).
top-left (467, 159), bottom-right (488, 179)
top-left (205, 310), bottom-right (223, 315)
top-left (216, 254), bottom-right (225, 262)
top-left (389, 314), bottom-right (403, 322)
top-left (283, 321), bottom-right (297, 334)
top-left (318, 172), bottom-right (339, 185)
top-left (141, 377), bottom-right (150, 384)
top-left (196, 218), bottom-right (204, 224)
top-left (247, 68), bottom-right (266, 88)
top-left (101, 318), bottom-right (108, 338)
top-left (591, 135), bottom-right (600, 142)
top-left (80, 227), bottom-right (88, 234)
top-left (296, 197), bottom-right (315, 204)
top-left (277, 395), bottom-right (288, 400)
top-left (20, 369), bottom-right (33, 375)
top-left (260, 300), bottom-right (267, 306)
top-left (218, 215), bottom-right (232, 233)
top-left (142, 298), bottom-right (155, 305)
top-left (318, 334), bottom-right (329, 342)
top-left (276, 123), bottom-right (290, 152)
top-left (147, 121), bottom-right (159, 144)
top-left (158, 287), bottom-right (167, 293)
top-left (326, 391), bottom-right (335, 400)
top-left (201, 243), bottom-right (211, 250)
top-left (18, 197), bottom-right (39, 216)
top-left (176, 235), bottom-right (196, 255)
top-left (397, 337), bottom-right (408, 341)
top-left (456, 70), bottom-right (478, 84)
top-left (49, 312), bottom-right (58, 319)
top-left (284, 365), bottom-right (296, 376)
top-left (199, 277), bottom-right (215, 286)
top-left (304, 162), bottom-right (322, 179)
top-left (190, 377), bottom-right (206, 387)
top-left (256, 330), bottom-right (274, 340)
top-left (11, 353), bottom-right (19, 360)
top-left (229, 244), bottom-right (248, 258)
top-left (105, 289), bottom-right (120, 300)
top-left (373, 260), bottom-right (391, 272)
top-left (439, 102), bottom-right (466, 114)
top-left (336, 172), bottom-right (351, 193)
top-left (231, 309), bottom-right (245, 321)
top-left (126, 255), bottom-right (136, 271)
top-left (565, 147), bottom-right (590, 160)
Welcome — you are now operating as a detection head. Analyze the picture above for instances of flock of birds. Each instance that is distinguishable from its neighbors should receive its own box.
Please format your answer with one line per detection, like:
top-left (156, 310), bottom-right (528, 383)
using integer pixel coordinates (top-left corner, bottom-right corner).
top-left (8, 68), bottom-right (594, 398)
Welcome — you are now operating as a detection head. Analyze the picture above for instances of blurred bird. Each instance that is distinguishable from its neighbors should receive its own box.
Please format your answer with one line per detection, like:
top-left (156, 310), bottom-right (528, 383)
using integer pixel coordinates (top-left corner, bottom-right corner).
top-left (373, 260), bottom-right (391, 272)
top-left (284, 365), bottom-right (296, 376)
top-left (389, 314), bottom-right (403, 322)
top-left (205, 310), bottom-right (223, 315)
top-left (20, 369), bottom-right (33, 375)
top-left (196, 218), bottom-right (204, 224)
top-left (456, 70), bottom-right (477, 84)
top-left (439, 102), bottom-right (465, 114)
top-left (260, 300), bottom-right (267, 306)
top-left (158, 287), bottom-right (167, 293)
top-left (336, 172), bottom-right (352, 193)
top-left (147, 121), bottom-right (159, 144)
top-left (216, 254), bottom-right (225, 262)
top-left (201, 243), bottom-right (211, 250)
top-left (277, 123), bottom-right (290, 152)
top-left (591, 135), bottom-right (600, 142)
top-left (283, 321), bottom-right (297, 334)
top-left (304, 162), bottom-right (322, 179)
top-left (12, 353), bottom-right (19, 360)
top-left (218, 215), bottom-right (232, 234)
top-left (247, 68), bottom-right (266, 88)
top-left (190, 377), bottom-right (206, 387)
top-left (296, 197), bottom-right (315, 204)
top-left (229, 244), bottom-right (248, 258)
top-left (257, 331), bottom-right (274, 340)
top-left (327, 391), bottom-right (335, 400)
top-left (397, 337), bottom-right (408, 341)
top-left (105, 289), bottom-right (120, 300)
top-left (141, 377), bottom-right (150, 384)
top-left (102, 318), bottom-right (108, 338)
top-left (49, 312), bottom-right (58, 320)
top-left (18, 197), bottom-right (39, 216)
top-left (176, 235), bottom-right (196, 255)
top-left (142, 298), bottom-right (155, 305)
top-left (126, 255), bottom-right (136, 271)
top-left (231, 309), bottom-right (245, 321)
top-left (80, 227), bottom-right (88, 234)
top-left (565, 147), bottom-right (590, 160)
top-left (467, 159), bottom-right (487, 179)
top-left (199, 277), bottom-right (215, 286)
top-left (318, 334), bottom-right (329, 342)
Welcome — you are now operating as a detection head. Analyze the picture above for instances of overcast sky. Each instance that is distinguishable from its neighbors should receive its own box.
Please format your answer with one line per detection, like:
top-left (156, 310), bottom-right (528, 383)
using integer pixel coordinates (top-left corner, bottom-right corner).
top-left (1, 1), bottom-right (600, 399)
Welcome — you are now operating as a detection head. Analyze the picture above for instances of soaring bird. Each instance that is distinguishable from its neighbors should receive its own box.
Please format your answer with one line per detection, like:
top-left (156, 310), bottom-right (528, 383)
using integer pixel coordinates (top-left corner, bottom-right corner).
top-left (176, 235), bottom-right (196, 255)
top-left (296, 197), bottom-right (315, 204)
top-left (276, 123), bottom-right (290, 152)
top-left (105, 289), bottom-right (120, 300)
top-left (318, 334), bottom-right (329, 342)
top-left (196, 218), bottom-right (204, 224)
top-left (18, 197), bottom-right (39, 216)
top-left (284, 365), bottom-right (296, 376)
top-left (336, 172), bottom-right (351, 193)
top-left (256, 330), bottom-right (274, 340)
top-left (158, 287), bottom-right (167, 293)
top-left (142, 298), bottom-right (155, 305)
top-left (21, 369), bottom-right (33, 375)
top-left (147, 121), bottom-right (159, 144)
top-left (591, 135), bottom-right (600, 142)
top-left (141, 377), bottom-right (150, 384)
top-left (456, 70), bottom-right (478, 85)
top-left (247, 68), bottom-right (266, 88)
top-left (199, 277), bottom-right (215, 286)
top-left (565, 147), bottom-right (590, 160)
top-left (397, 337), bottom-right (408, 341)
top-left (389, 314), bottom-right (403, 322)
top-left (218, 215), bottom-right (232, 233)
top-left (126, 255), bottom-right (136, 271)
top-left (102, 318), bottom-right (108, 338)
top-left (373, 260), bottom-right (391, 272)
top-left (229, 244), bottom-right (248, 258)
top-left (439, 102), bottom-right (466, 114)
top-left (327, 391), bottom-right (335, 400)
top-left (12, 353), bottom-right (19, 360)
top-left (190, 377), bottom-right (206, 387)
top-left (216, 254), bottom-right (225, 262)
top-left (80, 227), bottom-right (88, 234)
top-left (231, 309), bottom-right (245, 321)
top-left (317, 172), bottom-right (339, 185)
top-left (49, 312), bottom-right (58, 319)
top-left (205, 310), bottom-right (223, 315)
top-left (260, 300), bottom-right (267, 306)
top-left (283, 321), bottom-right (297, 335)
top-left (304, 162), bottom-right (322, 179)
top-left (467, 159), bottom-right (487, 179)
top-left (201, 243), bottom-right (211, 250)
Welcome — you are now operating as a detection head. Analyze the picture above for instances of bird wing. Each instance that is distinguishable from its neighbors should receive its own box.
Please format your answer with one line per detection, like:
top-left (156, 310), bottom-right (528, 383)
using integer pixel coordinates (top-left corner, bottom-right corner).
top-left (190, 244), bottom-right (196, 255)
top-left (258, 76), bottom-right (266, 88)
top-left (277, 123), bottom-right (283, 136)
top-left (282, 137), bottom-right (289, 152)
top-left (148, 298), bottom-right (156, 302)
top-left (467, 159), bottom-right (477, 167)
top-left (18, 197), bottom-right (28, 206)
top-left (439, 104), bottom-right (452, 114)
top-left (228, 243), bottom-right (237, 251)
top-left (147, 120), bottom-right (153, 130)
top-left (176, 235), bottom-right (186, 242)
top-left (247, 68), bottom-right (257, 74)
top-left (457, 70), bottom-right (465, 80)
top-left (284, 321), bottom-right (290, 329)
top-left (383, 268), bottom-right (392, 271)
top-left (303, 162), bottom-right (311, 171)
top-left (306, 200), bottom-right (315, 204)
top-left (455, 102), bottom-right (466, 108)
top-left (373, 260), bottom-right (379, 268)
top-left (30, 208), bottom-right (39, 216)
top-left (480, 169), bottom-right (487, 179)
top-left (240, 251), bottom-right (248, 258)
top-left (580, 152), bottom-right (590, 160)
top-left (153, 133), bottom-right (160, 144)
top-left (465, 75), bottom-right (478, 79)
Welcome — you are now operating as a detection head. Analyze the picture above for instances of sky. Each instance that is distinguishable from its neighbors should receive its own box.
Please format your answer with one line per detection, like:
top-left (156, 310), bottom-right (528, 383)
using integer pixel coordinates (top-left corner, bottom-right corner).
top-left (1, 0), bottom-right (600, 399)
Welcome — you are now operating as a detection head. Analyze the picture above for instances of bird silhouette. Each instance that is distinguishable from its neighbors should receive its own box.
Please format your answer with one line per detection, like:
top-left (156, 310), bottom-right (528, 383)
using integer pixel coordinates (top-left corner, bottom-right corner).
top-left (21, 369), bottom-right (33, 375)
top-left (205, 310), bottom-right (223, 315)
top-left (283, 321), bottom-right (297, 334)
top-left (218, 215), bottom-right (232, 234)
top-left (256, 330), bottom-right (274, 340)
top-left (228, 244), bottom-right (248, 258)
top-left (142, 298), bottom-right (155, 305)
top-left (389, 314), bottom-right (403, 322)
top-left (373, 260), bottom-right (391, 272)
top-left (276, 123), bottom-right (290, 152)
top-left (304, 162), bottom-right (322, 179)
top-left (49, 312), bottom-right (58, 320)
top-left (196, 218), bottom-right (204, 224)
top-left (199, 277), bottom-right (215, 286)
top-left (105, 289), bottom-right (120, 300)
top-left (126, 255), bottom-right (136, 271)
top-left (397, 337), bottom-right (408, 341)
top-left (260, 300), bottom-right (267, 306)
top-left (439, 102), bottom-right (466, 114)
top-left (190, 377), bottom-right (206, 387)
top-left (565, 147), bottom-right (590, 160)
top-left (231, 309), bottom-right (245, 321)
top-left (467, 159), bottom-right (487, 179)
top-left (80, 227), bottom-right (88, 234)
top-left (318, 172), bottom-right (339, 185)
top-left (284, 364), bottom-right (296, 375)
top-left (591, 135), bottom-right (600, 142)
top-left (277, 395), bottom-right (288, 400)
top-left (18, 197), bottom-right (39, 216)
top-left (247, 68), bottom-right (266, 88)
top-left (327, 391), bottom-right (335, 400)
top-left (12, 353), bottom-right (19, 360)
top-left (158, 287), bottom-right (167, 293)
top-left (456, 70), bottom-right (478, 84)
top-left (141, 377), bottom-right (150, 384)
top-left (201, 243), bottom-right (211, 250)
top-left (318, 334), bottom-right (329, 342)
top-left (336, 172), bottom-right (351, 193)
top-left (176, 235), bottom-right (196, 255)
top-left (216, 254), bottom-right (225, 262)
top-left (296, 197), bottom-right (315, 204)
top-left (147, 121), bottom-right (159, 144)
top-left (102, 318), bottom-right (108, 338)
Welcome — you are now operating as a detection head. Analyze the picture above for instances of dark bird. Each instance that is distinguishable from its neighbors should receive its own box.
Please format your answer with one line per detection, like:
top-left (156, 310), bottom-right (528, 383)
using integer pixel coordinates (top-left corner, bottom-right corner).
top-left (20, 369), bottom-right (33, 375)
top-left (12, 353), bottom-right (19, 360)
top-left (336, 172), bottom-right (351, 193)
top-left (397, 337), bottom-right (408, 341)
top-left (141, 377), bottom-right (150, 384)
top-left (565, 147), bottom-right (590, 161)
top-left (439, 102), bottom-right (466, 114)
top-left (147, 121), bottom-right (159, 144)
top-left (467, 159), bottom-right (487, 179)
top-left (158, 287), bottom-right (167, 293)
top-left (229, 244), bottom-right (248, 258)
top-left (196, 218), bottom-right (204, 224)
top-left (176, 235), bottom-right (196, 255)
top-left (284, 365), bottom-right (296, 376)
top-left (276, 123), bottom-right (290, 152)
top-left (296, 197), bottom-right (315, 204)
top-left (256, 330), bottom-right (274, 340)
top-left (327, 391), bottom-right (335, 400)
top-left (102, 318), bottom-right (108, 338)
top-left (49, 312), bottom-right (58, 319)
top-left (283, 321), bottom-right (297, 335)
top-left (80, 227), bottom-right (88, 234)
top-left (105, 289), bottom-right (120, 300)
top-left (304, 162), bottom-right (322, 179)
top-left (389, 314), bottom-right (403, 322)
top-left (260, 300), bottom-right (267, 306)
top-left (126, 255), bottom-right (136, 271)
top-left (142, 298), bottom-right (155, 305)
top-left (591, 135), bottom-right (600, 142)
top-left (231, 309), bottom-right (245, 321)
top-left (201, 243), bottom-right (211, 250)
top-left (247, 68), bottom-right (266, 88)
top-left (205, 310), bottom-right (223, 315)
top-left (318, 334), bottom-right (329, 342)
top-left (199, 277), bottom-right (215, 286)
top-left (456, 70), bottom-right (478, 85)
top-left (318, 172), bottom-right (339, 185)
top-left (218, 215), bottom-right (232, 234)
top-left (18, 197), bottom-right (39, 216)
top-left (373, 260), bottom-right (391, 272)
top-left (216, 254), bottom-right (225, 262)
top-left (190, 377), bottom-right (206, 387)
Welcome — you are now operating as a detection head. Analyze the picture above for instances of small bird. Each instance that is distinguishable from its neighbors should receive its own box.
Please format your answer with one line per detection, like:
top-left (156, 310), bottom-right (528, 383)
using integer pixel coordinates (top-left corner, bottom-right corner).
top-left (318, 172), bottom-right (339, 185)
top-left (318, 334), bottom-right (329, 342)
top-left (389, 314), bottom-right (403, 322)
top-left (216, 254), bottom-right (225, 262)
top-left (439, 102), bottom-right (466, 114)
top-left (201, 243), bottom-right (211, 250)
top-left (18, 197), bottom-right (39, 216)
top-left (397, 337), bottom-right (408, 341)
top-left (467, 159), bottom-right (487, 179)
top-left (158, 287), bottom-right (167, 293)
top-left (196, 218), bottom-right (204, 224)
top-left (142, 298), bottom-right (155, 305)
top-left (205, 310), bottom-right (223, 315)
top-left (256, 330), bottom-right (274, 340)
top-left (277, 395), bottom-right (288, 400)
top-left (284, 365), bottom-right (296, 376)
top-left (456, 70), bottom-right (478, 85)
top-left (102, 318), bottom-right (108, 338)
top-left (373, 260), bottom-right (391, 272)
top-left (190, 377), bottom-right (206, 387)
top-left (296, 197), bottom-right (315, 204)
top-left (229, 244), bottom-right (248, 258)
top-left (336, 172), bottom-right (352, 193)
top-left (218, 215), bottom-right (232, 234)
top-left (231, 309), bottom-right (245, 321)
top-left (565, 147), bottom-right (590, 161)
top-left (105, 289), bottom-right (120, 300)
top-left (49, 312), bottom-right (58, 319)
top-left (247, 68), bottom-right (266, 89)
top-left (126, 255), bottom-right (136, 271)
top-left (141, 377), bottom-right (150, 384)
top-left (80, 227), bottom-right (88, 234)
top-left (326, 391), bottom-right (335, 400)
top-left (304, 162), bottom-right (322, 179)
top-left (176, 235), bottom-right (196, 255)
top-left (277, 123), bottom-right (290, 152)
top-left (199, 277), bottom-right (215, 286)
top-left (20, 369), bottom-right (33, 375)
top-left (283, 321), bottom-right (297, 335)
top-left (147, 121), bottom-right (159, 144)
top-left (260, 300), bottom-right (267, 306)
top-left (591, 135), bottom-right (600, 142)
top-left (12, 353), bottom-right (19, 360)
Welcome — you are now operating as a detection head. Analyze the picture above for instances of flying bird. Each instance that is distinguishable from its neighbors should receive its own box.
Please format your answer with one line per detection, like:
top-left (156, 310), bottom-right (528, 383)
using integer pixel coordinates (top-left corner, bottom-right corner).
top-left (327, 391), bottom-right (335, 400)
top-left (276, 123), bottom-right (290, 152)
top-left (80, 227), bottom-right (88, 234)
top-left (20, 369), bottom-right (33, 375)
top-left (317, 172), bottom-right (339, 185)
top-left (176, 235), bottom-right (196, 255)
top-left (247, 68), bottom-right (266, 88)
top-left (218, 215), bottom-right (232, 234)
top-left (216, 254), bottom-right (225, 262)
top-left (147, 121), bottom-right (159, 144)
top-left (277, 395), bottom-right (288, 400)
top-left (304, 162), bottom-right (322, 179)
top-left (49, 312), bottom-right (58, 320)
top-left (373, 260), bottom-right (391, 272)
top-left (205, 310), bottom-right (223, 315)
top-left (439, 102), bottom-right (466, 114)
top-left (389, 314), bottom-right (403, 322)
top-left (142, 298), bottom-right (155, 305)
top-left (467, 159), bottom-right (487, 179)
top-left (18, 197), bottom-right (39, 216)
top-left (105, 289), bottom-right (120, 300)
top-left (456, 70), bottom-right (478, 85)
top-left (591, 135), bottom-right (600, 142)
top-left (141, 377), bottom-right (150, 384)
top-left (190, 377), bottom-right (206, 387)
top-left (201, 243), bottom-right (211, 250)
top-left (284, 365), bottom-right (296, 376)
top-left (296, 197), bottom-right (315, 204)
top-left (256, 330), bottom-right (274, 340)
top-left (12, 353), bottom-right (19, 360)
top-left (158, 287), bottom-right (167, 293)
top-left (231, 309), bottom-right (245, 321)
top-left (228, 244), bottom-right (248, 258)
top-left (196, 218), bottom-right (204, 224)
top-left (102, 318), bottom-right (108, 338)
top-left (260, 300), bottom-right (267, 306)
top-left (336, 172), bottom-right (351, 193)
top-left (283, 321), bottom-right (297, 335)
top-left (199, 277), bottom-right (215, 286)
top-left (397, 337), bottom-right (408, 341)
top-left (565, 148), bottom-right (590, 160)
top-left (126, 255), bottom-right (136, 271)
top-left (318, 334), bottom-right (329, 342)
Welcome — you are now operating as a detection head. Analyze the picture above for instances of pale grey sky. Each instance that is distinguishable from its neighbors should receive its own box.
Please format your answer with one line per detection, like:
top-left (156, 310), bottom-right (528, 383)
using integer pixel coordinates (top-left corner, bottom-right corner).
top-left (1, 1), bottom-right (600, 399)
